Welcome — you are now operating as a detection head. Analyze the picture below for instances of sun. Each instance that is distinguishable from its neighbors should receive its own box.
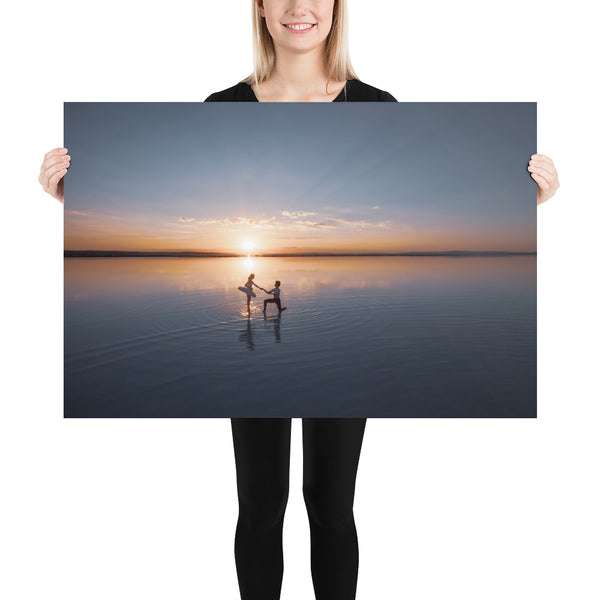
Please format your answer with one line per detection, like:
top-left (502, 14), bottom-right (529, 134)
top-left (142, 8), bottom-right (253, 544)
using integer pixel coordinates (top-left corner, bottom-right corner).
top-left (241, 239), bottom-right (257, 254)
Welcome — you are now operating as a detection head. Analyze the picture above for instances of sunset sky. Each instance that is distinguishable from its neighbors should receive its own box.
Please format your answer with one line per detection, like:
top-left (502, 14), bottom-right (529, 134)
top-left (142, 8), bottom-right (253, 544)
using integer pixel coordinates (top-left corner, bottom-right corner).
top-left (64, 102), bottom-right (536, 253)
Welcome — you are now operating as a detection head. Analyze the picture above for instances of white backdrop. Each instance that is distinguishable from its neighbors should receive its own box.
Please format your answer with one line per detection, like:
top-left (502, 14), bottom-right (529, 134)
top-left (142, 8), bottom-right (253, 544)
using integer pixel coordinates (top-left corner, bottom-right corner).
top-left (1, 1), bottom-right (599, 599)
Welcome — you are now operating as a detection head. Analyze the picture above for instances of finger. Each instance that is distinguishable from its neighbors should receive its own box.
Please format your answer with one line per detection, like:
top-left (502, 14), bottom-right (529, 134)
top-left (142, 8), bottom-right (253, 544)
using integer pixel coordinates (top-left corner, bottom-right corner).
top-left (42, 153), bottom-right (70, 171)
top-left (43, 147), bottom-right (68, 161)
top-left (530, 172), bottom-right (550, 192)
top-left (530, 163), bottom-right (559, 194)
top-left (43, 163), bottom-right (69, 190)
top-left (530, 154), bottom-right (555, 169)
top-left (528, 164), bottom-right (554, 181)
top-left (47, 166), bottom-right (68, 192)
top-left (529, 154), bottom-right (556, 171)
top-left (42, 161), bottom-right (69, 184)
top-left (530, 159), bottom-right (555, 174)
top-left (40, 158), bottom-right (69, 187)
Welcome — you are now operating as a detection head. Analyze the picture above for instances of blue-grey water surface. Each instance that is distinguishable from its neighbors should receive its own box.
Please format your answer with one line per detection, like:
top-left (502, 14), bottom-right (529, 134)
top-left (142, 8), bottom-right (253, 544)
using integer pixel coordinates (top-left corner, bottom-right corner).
top-left (64, 256), bottom-right (536, 417)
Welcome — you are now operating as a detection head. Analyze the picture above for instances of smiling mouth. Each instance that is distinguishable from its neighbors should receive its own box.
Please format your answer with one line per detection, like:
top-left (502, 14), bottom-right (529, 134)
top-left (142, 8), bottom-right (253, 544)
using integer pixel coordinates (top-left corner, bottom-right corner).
top-left (282, 23), bottom-right (316, 32)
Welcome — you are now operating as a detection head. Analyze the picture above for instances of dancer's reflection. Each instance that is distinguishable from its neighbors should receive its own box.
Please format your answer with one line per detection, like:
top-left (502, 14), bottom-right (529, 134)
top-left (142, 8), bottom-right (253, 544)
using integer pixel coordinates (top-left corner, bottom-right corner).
top-left (238, 316), bottom-right (256, 351)
top-left (238, 311), bottom-right (285, 351)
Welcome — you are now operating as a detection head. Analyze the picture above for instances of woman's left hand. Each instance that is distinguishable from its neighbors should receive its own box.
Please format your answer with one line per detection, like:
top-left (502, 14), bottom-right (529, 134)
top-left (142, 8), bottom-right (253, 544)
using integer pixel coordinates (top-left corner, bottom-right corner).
top-left (528, 154), bottom-right (560, 205)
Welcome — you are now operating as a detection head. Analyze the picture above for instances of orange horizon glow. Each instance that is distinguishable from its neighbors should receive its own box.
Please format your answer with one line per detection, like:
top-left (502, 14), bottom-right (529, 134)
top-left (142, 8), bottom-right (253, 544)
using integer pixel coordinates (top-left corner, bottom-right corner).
top-left (64, 210), bottom-right (536, 254)
top-left (64, 236), bottom-right (535, 254)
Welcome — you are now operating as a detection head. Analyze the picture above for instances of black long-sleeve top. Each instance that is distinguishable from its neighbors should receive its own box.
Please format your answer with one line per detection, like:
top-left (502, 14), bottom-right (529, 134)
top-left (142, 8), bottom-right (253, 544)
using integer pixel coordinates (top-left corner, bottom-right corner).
top-left (204, 79), bottom-right (397, 102)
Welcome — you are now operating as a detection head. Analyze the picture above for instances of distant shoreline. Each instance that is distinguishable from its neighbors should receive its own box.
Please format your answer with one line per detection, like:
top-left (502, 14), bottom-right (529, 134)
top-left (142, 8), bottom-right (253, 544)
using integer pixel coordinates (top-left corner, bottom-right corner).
top-left (64, 250), bottom-right (536, 258)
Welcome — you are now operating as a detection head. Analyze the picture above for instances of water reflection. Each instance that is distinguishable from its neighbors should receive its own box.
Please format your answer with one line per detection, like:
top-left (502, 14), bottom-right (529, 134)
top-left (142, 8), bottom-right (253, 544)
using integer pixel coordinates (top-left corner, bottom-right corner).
top-left (263, 313), bottom-right (283, 344)
top-left (238, 317), bottom-right (255, 351)
top-left (238, 312), bottom-right (284, 350)
top-left (64, 255), bottom-right (536, 417)
top-left (65, 255), bottom-right (535, 300)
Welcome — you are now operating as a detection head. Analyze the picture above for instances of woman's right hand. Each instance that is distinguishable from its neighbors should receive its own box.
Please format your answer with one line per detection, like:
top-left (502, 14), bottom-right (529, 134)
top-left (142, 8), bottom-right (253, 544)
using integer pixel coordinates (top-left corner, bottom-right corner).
top-left (38, 147), bottom-right (70, 204)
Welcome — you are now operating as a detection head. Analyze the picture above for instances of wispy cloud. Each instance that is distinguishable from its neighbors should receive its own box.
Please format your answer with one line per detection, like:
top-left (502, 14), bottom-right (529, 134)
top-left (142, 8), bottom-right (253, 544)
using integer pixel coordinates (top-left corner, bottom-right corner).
top-left (178, 216), bottom-right (279, 227)
top-left (65, 209), bottom-right (127, 222)
top-left (282, 210), bottom-right (317, 218)
top-left (331, 218), bottom-right (390, 229)
top-left (178, 214), bottom-right (391, 231)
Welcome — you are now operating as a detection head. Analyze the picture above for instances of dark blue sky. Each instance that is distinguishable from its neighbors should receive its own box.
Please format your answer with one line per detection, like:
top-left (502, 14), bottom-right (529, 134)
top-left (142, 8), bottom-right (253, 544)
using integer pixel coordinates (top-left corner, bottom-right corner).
top-left (64, 102), bottom-right (536, 253)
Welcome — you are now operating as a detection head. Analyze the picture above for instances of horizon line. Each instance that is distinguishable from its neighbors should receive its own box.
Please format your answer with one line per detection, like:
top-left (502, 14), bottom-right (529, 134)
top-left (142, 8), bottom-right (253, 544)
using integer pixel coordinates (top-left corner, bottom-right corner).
top-left (64, 250), bottom-right (537, 257)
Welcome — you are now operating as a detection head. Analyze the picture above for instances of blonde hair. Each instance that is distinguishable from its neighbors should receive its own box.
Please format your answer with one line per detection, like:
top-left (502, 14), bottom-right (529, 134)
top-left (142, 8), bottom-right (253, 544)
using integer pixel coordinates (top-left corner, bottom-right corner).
top-left (241, 0), bottom-right (359, 89)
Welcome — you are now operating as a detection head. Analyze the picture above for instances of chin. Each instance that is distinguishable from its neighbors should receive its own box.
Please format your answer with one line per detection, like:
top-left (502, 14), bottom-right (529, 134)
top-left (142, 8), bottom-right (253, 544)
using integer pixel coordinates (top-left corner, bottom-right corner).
top-left (279, 37), bottom-right (328, 52)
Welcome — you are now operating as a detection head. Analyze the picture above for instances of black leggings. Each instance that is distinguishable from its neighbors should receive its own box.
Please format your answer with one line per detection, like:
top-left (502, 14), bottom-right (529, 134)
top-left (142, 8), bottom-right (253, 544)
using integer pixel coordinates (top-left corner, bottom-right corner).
top-left (231, 418), bottom-right (367, 600)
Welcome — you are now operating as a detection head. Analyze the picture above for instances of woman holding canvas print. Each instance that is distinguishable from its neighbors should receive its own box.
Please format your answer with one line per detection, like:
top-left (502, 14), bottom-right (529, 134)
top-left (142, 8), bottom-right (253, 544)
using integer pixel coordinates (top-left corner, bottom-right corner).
top-left (38, 1), bottom-right (560, 599)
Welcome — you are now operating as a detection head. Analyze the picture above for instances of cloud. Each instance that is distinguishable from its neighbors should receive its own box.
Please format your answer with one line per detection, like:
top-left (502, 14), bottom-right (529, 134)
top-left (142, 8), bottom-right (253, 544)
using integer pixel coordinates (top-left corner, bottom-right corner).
top-left (224, 216), bottom-right (278, 226)
top-left (331, 218), bottom-right (391, 229)
top-left (179, 216), bottom-right (278, 227)
top-left (294, 220), bottom-right (336, 228)
top-left (177, 214), bottom-right (391, 231)
top-left (371, 206), bottom-right (381, 210)
top-left (178, 218), bottom-right (220, 225)
top-left (282, 210), bottom-right (317, 218)
top-left (291, 217), bottom-right (391, 229)
top-left (65, 209), bottom-right (127, 222)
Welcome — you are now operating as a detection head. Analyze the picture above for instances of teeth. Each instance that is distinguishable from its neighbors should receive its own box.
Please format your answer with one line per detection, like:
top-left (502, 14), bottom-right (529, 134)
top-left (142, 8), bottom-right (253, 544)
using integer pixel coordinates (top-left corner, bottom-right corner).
top-left (286, 23), bottom-right (314, 30)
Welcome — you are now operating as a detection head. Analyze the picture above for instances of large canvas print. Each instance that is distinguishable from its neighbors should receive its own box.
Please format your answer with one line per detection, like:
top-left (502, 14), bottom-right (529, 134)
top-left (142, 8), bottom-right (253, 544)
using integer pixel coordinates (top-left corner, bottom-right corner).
top-left (64, 102), bottom-right (536, 417)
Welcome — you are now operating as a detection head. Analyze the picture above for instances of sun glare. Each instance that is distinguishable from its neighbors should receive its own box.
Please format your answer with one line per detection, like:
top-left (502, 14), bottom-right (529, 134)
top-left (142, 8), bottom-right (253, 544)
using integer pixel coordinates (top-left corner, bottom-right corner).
top-left (242, 255), bottom-right (256, 270)
top-left (242, 239), bottom-right (257, 254)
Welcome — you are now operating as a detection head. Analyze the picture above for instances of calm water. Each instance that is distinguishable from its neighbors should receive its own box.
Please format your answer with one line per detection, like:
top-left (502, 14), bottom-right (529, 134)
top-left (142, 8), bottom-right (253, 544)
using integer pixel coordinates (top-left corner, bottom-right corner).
top-left (64, 256), bottom-right (536, 417)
